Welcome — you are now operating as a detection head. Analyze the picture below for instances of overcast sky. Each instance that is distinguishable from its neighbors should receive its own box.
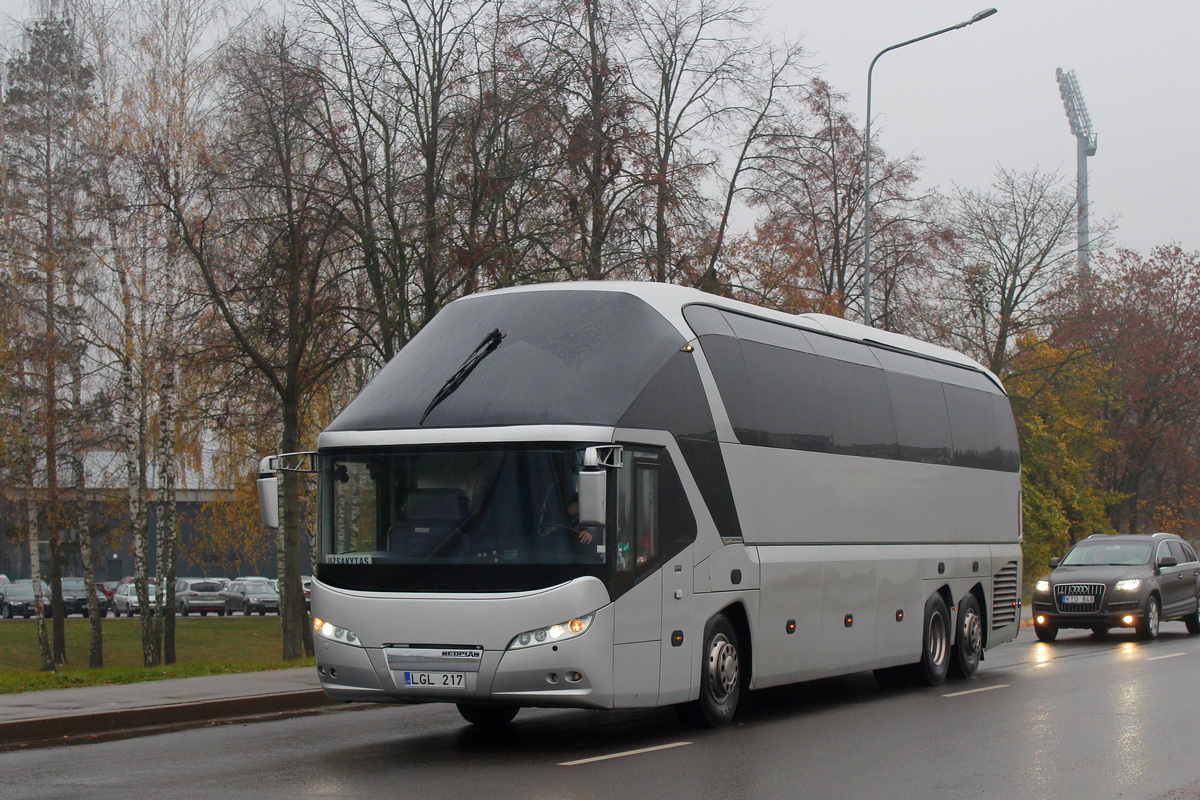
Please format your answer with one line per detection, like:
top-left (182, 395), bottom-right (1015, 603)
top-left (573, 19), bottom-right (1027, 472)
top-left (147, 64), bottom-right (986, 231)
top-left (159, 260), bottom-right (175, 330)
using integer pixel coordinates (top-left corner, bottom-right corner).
top-left (768, 0), bottom-right (1198, 256)
top-left (0, 0), bottom-right (1192, 257)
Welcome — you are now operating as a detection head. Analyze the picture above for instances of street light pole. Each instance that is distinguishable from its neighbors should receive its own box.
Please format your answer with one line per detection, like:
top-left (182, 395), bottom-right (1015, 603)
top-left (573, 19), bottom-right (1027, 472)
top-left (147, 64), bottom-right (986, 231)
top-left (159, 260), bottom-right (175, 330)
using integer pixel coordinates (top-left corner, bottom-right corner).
top-left (862, 7), bottom-right (997, 327)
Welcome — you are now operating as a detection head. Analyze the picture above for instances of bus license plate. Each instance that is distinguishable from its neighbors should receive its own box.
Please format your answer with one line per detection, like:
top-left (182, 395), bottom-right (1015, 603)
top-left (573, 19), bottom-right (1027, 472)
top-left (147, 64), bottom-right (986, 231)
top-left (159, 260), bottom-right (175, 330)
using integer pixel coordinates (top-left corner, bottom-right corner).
top-left (404, 671), bottom-right (466, 689)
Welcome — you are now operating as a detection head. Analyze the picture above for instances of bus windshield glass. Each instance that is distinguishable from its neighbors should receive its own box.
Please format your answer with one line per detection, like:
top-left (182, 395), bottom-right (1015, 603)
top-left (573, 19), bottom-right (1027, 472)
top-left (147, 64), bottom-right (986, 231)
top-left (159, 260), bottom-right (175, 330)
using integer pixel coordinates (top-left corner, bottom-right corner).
top-left (320, 448), bottom-right (606, 568)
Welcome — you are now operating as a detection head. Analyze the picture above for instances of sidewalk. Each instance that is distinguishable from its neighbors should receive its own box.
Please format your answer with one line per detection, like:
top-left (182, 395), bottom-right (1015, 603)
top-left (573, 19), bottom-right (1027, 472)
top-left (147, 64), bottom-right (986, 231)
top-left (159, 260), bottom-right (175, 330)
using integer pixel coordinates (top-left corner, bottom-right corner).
top-left (0, 666), bottom-right (337, 750)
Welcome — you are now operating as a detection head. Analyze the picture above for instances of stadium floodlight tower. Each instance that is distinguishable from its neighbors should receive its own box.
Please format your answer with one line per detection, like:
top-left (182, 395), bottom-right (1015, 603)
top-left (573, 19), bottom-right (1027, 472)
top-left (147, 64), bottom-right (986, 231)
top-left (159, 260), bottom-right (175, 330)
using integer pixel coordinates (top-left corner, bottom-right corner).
top-left (1056, 68), bottom-right (1098, 273)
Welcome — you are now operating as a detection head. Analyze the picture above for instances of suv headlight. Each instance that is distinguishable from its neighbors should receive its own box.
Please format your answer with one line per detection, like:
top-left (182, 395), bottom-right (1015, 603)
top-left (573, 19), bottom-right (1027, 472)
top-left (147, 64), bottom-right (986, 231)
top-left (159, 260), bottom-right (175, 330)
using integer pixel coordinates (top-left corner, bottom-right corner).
top-left (509, 614), bottom-right (595, 649)
top-left (1115, 579), bottom-right (1142, 591)
top-left (1035, 580), bottom-right (1050, 593)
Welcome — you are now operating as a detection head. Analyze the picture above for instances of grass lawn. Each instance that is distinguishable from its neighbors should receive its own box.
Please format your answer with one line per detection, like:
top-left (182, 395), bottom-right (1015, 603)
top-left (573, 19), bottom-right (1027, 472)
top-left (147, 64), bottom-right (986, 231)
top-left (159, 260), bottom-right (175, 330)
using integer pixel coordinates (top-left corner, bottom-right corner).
top-left (0, 616), bottom-right (314, 694)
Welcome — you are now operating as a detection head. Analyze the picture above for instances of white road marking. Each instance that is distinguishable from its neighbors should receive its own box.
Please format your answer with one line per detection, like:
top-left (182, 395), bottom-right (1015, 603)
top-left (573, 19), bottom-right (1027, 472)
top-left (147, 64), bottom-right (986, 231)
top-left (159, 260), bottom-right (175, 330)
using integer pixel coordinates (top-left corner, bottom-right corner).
top-left (1146, 652), bottom-right (1187, 661)
top-left (942, 684), bottom-right (1010, 698)
top-left (559, 741), bottom-right (693, 766)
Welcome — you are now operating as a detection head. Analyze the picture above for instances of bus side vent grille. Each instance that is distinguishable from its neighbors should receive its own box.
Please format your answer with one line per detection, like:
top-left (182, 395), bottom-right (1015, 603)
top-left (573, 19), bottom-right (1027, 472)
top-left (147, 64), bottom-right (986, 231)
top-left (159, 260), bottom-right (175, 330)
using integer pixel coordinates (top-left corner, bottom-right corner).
top-left (991, 560), bottom-right (1020, 629)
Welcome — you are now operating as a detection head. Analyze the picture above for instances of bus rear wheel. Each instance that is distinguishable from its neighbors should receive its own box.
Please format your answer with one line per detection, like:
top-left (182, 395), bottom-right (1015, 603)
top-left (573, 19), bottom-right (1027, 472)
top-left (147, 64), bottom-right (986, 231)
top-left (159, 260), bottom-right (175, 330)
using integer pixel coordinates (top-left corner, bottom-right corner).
top-left (911, 593), bottom-right (951, 686)
top-left (456, 703), bottom-right (519, 727)
top-left (679, 613), bottom-right (741, 728)
top-left (950, 593), bottom-right (983, 679)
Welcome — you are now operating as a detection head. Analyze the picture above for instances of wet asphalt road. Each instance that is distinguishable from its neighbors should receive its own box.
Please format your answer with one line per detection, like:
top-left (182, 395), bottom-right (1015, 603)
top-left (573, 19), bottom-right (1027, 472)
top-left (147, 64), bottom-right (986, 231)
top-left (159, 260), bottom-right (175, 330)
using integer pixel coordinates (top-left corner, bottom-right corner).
top-left (6, 622), bottom-right (1200, 800)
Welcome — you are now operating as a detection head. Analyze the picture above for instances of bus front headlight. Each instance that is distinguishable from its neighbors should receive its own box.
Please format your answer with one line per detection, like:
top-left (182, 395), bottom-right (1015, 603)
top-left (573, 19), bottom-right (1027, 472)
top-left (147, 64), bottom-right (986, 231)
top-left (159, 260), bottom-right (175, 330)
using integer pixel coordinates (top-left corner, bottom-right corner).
top-left (313, 617), bottom-right (363, 647)
top-left (509, 614), bottom-right (595, 649)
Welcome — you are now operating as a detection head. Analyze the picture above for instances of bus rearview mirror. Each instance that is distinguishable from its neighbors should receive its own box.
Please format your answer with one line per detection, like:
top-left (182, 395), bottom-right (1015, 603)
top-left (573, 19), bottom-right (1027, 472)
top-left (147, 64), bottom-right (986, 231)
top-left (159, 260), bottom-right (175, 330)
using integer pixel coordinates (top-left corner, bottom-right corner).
top-left (577, 470), bottom-right (606, 527)
top-left (258, 456), bottom-right (280, 529)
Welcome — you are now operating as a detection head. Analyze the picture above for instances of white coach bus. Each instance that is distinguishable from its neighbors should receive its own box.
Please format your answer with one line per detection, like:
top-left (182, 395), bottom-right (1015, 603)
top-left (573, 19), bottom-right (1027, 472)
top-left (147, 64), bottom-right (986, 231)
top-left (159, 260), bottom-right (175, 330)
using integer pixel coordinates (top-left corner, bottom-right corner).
top-left (258, 281), bottom-right (1022, 727)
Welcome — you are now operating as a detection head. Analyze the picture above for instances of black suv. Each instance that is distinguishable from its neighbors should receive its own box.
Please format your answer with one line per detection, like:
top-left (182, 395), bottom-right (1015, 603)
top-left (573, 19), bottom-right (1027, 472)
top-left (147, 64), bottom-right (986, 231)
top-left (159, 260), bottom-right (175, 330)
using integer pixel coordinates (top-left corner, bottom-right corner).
top-left (1032, 532), bottom-right (1200, 642)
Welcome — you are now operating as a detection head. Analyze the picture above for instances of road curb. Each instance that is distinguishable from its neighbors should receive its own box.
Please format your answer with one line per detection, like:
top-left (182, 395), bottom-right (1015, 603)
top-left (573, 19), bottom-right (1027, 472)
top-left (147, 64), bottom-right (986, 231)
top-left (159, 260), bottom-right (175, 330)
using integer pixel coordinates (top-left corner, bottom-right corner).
top-left (0, 688), bottom-right (339, 750)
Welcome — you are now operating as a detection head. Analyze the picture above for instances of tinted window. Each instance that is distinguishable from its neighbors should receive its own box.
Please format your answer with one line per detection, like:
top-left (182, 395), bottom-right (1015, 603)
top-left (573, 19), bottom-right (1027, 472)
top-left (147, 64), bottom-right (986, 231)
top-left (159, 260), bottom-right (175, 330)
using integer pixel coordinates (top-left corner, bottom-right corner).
top-left (683, 304), bottom-right (735, 337)
top-left (327, 291), bottom-right (685, 431)
top-left (807, 334), bottom-right (879, 367)
top-left (945, 384), bottom-right (1018, 471)
top-left (740, 340), bottom-right (831, 451)
top-left (1168, 541), bottom-right (1189, 563)
top-left (723, 312), bottom-right (815, 352)
top-left (819, 357), bottom-right (898, 458)
top-left (697, 335), bottom-right (755, 434)
top-left (932, 361), bottom-right (998, 392)
top-left (872, 348), bottom-right (939, 380)
top-left (887, 372), bottom-right (952, 464)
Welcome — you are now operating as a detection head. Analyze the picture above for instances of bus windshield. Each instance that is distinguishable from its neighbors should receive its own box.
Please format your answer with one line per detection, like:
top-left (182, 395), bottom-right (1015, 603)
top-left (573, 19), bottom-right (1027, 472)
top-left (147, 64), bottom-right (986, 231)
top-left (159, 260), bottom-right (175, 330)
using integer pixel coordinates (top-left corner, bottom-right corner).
top-left (320, 447), bottom-right (606, 568)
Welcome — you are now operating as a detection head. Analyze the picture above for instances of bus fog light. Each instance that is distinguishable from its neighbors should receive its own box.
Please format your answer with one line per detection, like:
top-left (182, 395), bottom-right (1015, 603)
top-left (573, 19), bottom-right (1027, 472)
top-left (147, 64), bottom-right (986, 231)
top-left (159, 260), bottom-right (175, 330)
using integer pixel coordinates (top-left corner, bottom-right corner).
top-left (509, 614), bottom-right (596, 649)
top-left (566, 671), bottom-right (582, 683)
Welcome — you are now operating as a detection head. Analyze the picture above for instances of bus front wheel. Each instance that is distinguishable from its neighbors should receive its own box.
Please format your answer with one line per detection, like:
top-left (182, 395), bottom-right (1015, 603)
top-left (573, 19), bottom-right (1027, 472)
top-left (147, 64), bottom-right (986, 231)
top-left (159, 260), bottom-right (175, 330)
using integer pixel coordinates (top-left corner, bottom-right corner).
top-left (679, 613), bottom-right (741, 728)
top-left (912, 593), bottom-right (950, 687)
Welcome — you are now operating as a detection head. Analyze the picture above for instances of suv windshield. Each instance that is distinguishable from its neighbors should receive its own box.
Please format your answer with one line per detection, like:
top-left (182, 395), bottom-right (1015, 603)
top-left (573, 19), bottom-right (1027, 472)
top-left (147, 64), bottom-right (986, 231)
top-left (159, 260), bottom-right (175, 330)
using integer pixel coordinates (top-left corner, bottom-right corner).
top-left (1061, 541), bottom-right (1152, 567)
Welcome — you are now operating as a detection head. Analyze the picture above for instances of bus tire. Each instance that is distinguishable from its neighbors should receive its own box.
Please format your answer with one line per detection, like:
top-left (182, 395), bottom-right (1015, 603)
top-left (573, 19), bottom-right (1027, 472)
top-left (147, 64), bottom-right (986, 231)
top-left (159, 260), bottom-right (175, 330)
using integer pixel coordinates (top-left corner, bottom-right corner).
top-left (950, 593), bottom-right (983, 679)
top-left (911, 593), bottom-right (951, 687)
top-left (456, 703), bottom-right (519, 727)
top-left (679, 613), bottom-right (742, 728)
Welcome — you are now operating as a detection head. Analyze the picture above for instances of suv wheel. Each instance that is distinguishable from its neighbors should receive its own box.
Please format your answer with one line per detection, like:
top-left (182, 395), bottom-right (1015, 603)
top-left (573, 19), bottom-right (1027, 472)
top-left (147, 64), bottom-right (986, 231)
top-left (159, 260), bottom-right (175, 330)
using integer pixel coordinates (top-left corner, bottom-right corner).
top-left (1136, 595), bottom-right (1161, 641)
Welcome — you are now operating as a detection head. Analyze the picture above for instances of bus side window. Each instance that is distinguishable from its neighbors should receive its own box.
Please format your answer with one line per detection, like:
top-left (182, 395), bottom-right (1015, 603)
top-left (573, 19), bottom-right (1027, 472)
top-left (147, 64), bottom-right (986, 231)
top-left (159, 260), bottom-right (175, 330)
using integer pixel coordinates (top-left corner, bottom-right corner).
top-left (615, 452), bottom-right (660, 574)
top-left (636, 465), bottom-right (659, 567)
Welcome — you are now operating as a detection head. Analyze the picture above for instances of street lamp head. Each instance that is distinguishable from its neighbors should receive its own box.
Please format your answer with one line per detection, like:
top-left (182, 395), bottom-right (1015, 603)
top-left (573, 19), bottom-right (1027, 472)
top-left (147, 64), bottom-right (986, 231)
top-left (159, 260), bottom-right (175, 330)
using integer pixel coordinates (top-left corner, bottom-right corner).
top-left (971, 8), bottom-right (998, 23)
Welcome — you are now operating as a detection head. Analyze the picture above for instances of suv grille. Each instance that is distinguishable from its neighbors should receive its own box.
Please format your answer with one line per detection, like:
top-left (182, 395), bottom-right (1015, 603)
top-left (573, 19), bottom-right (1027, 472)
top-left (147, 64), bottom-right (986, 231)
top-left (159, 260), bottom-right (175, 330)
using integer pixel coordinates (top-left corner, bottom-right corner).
top-left (1054, 583), bottom-right (1105, 613)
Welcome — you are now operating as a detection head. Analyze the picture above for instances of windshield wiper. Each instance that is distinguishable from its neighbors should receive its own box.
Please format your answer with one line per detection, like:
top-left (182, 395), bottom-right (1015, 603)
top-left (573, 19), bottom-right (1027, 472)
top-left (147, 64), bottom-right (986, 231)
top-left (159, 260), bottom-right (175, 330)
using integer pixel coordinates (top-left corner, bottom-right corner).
top-left (420, 328), bottom-right (506, 425)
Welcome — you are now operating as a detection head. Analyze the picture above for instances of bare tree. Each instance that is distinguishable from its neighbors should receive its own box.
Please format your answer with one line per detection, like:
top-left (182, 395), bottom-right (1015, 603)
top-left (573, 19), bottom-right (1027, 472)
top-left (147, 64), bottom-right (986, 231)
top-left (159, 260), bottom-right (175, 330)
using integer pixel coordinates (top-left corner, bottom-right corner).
top-left (920, 166), bottom-right (1084, 376)
top-left (163, 23), bottom-right (355, 659)
top-left (623, 0), bottom-right (753, 283)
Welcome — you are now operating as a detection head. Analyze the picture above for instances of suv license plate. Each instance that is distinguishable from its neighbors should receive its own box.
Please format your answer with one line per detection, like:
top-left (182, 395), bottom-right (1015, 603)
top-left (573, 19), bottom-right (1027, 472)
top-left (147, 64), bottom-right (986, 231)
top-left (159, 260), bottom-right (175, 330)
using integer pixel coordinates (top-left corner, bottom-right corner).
top-left (1063, 595), bottom-right (1093, 604)
top-left (404, 671), bottom-right (466, 689)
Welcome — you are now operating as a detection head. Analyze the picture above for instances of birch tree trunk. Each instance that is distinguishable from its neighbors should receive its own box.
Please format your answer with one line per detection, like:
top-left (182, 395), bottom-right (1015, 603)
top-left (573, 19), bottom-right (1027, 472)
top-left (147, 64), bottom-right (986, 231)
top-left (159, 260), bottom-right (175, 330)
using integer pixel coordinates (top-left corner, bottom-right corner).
top-left (18, 356), bottom-right (54, 672)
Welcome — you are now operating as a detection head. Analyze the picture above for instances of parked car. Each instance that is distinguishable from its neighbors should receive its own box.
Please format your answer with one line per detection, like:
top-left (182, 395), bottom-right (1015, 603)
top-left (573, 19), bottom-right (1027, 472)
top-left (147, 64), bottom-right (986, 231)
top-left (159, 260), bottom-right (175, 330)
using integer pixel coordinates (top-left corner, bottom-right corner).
top-left (175, 578), bottom-right (227, 617)
top-left (301, 576), bottom-right (312, 611)
top-left (111, 582), bottom-right (158, 617)
top-left (99, 581), bottom-right (119, 602)
top-left (224, 580), bottom-right (280, 616)
top-left (60, 577), bottom-right (109, 617)
top-left (1032, 532), bottom-right (1200, 642)
top-left (1, 579), bottom-right (50, 618)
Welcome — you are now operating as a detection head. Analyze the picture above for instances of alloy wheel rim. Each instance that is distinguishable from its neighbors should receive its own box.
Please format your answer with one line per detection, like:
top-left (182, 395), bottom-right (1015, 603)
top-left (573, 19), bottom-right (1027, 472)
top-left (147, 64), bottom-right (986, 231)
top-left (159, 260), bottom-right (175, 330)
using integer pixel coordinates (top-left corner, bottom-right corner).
top-left (706, 633), bottom-right (739, 703)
